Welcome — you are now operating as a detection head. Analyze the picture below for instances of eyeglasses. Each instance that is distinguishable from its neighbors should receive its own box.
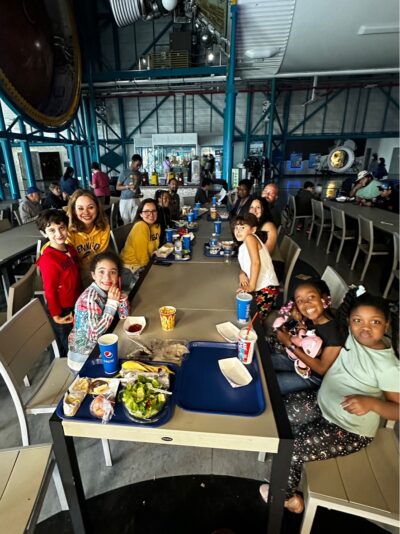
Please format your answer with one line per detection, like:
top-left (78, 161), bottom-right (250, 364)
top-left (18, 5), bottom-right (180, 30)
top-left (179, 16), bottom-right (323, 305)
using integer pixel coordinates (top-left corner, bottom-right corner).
top-left (142, 209), bottom-right (158, 215)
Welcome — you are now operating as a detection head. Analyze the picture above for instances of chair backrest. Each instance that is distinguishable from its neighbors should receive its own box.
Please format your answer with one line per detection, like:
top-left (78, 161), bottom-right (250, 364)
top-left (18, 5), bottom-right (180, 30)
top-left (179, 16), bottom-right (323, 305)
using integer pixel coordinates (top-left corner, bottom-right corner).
top-left (280, 235), bottom-right (301, 301)
top-left (288, 194), bottom-right (296, 217)
top-left (110, 222), bottom-right (134, 253)
top-left (109, 201), bottom-right (120, 229)
top-left (0, 299), bottom-right (57, 387)
top-left (12, 204), bottom-right (22, 226)
top-left (358, 215), bottom-right (374, 247)
top-left (0, 218), bottom-right (11, 233)
top-left (330, 206), bottom-right (346, 231)
top-left (392, 233), bottom-right (399, 270)
top-left (321, 266), bottom-right (349, 309)
top-left (311, 199), bottom-right (324, 221)
top-left (7, 264), bottom-right (38, 321)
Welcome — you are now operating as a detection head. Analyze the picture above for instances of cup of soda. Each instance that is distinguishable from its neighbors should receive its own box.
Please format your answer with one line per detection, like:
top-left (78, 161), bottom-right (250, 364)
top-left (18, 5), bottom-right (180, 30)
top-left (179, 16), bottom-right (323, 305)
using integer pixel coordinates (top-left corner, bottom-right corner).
top-left (166, 228), bottom-right (174, 243)
top-left (238, 328), bottom-right (258, 364)
top-left (195, 202), bottom-right (201, 209)
top-left (188, 212), bottom-right (194, 223)
top-left (214, 220), bottom-right (222, 235)
top-left (236, 292), bottom-right (252, 323)
top-left (193, 207), bottom-right (199, 220)
top-left (98, 334), bottom-right (119, 375)
top-left (182, 235), bottom-right (191, 251)
top-left (212, 196), bottom-right (217, 206)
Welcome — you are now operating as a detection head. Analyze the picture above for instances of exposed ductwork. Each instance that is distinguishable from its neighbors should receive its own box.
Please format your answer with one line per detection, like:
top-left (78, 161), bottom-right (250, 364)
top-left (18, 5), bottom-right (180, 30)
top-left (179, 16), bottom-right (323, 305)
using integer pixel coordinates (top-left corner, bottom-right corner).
top-left (109, 0), bottom-right (178, 26)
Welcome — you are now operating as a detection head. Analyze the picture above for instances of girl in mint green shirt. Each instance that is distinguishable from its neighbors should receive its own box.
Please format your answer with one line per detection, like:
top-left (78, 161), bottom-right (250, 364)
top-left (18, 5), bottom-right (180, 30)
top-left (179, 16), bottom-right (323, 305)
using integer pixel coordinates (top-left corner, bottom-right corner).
top-left (260, 291), bottom-right (399, 514)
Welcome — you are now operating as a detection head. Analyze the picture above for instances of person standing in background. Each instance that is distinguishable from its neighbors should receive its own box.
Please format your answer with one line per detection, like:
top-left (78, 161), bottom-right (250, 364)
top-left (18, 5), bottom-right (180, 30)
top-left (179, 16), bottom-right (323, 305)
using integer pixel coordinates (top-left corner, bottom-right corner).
top-left (90, 162), bottom-right (111, 205)
top-left (168, 177), bottom-right (181, 219)
top-left (163, 156), bottom-right (171, 180)
top-left (367, 153), bottom-right (379, 176)
top-left (375, 157), bottom-right (388, 180)
top-left (60, 166), bottom-right (79, 198)
top-left (116, 154), bottom-right (143, 224)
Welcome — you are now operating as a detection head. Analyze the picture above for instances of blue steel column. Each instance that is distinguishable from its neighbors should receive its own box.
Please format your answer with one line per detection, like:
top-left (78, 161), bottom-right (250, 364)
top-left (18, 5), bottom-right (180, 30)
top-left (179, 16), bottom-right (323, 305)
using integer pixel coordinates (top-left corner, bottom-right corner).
top-left (82, 145), bottom-right (91, 188)
top-left (18, 119), bottom-right (36, 188)
top-left (266, 78), bottom-right (276, 160)
top-left (75, 144), bottom-right (84, 188)
top-left (222, 0), bottom-right (238, 188)
top-left (0, 104), bottom-right (19, 198)
top-left (243, 91), bottom-right (253, 159)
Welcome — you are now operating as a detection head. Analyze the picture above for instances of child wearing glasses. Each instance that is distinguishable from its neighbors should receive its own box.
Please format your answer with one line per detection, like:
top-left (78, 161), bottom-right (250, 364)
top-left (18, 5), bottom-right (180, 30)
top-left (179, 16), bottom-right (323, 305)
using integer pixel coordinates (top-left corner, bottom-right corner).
top-left (120, 198), bottom-right (161, 274)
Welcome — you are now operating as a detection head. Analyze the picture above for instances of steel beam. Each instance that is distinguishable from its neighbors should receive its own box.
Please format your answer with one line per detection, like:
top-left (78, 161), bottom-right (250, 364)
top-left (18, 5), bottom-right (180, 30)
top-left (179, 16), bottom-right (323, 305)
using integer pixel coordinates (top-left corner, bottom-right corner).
top-left (222, 0), bottom-right (238, 187)
top-left (129, 20), bottom-right (174, 70)
top-left (126, 95), bottom-right (170, 139)
top-left (18, 119), bottom-right (36, 188)
top-left (379, 86), bottom-right (399, 110)
top-left (288, 89), bottom-right (343, 135)
top-left (200, 94), bottom-right (243, 137)
top-left (91, 66), bottom-right (226, 83)
top-left (0, 104), bottom-right (19, 198)
top-left (266, 79), bottom-right (276, 160)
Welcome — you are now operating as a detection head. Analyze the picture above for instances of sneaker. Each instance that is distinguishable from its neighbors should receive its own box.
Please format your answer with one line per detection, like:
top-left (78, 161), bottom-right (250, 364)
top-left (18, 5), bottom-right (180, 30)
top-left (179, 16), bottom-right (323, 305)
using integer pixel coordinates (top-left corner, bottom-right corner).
top-left (259, 483), bottom-right (269, 503)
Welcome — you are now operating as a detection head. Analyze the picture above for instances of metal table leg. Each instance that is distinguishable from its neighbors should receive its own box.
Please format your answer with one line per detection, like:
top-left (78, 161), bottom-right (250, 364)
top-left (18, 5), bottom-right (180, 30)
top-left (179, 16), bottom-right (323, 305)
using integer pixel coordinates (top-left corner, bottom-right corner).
top-left (49, 413), bottom-right (90, 533)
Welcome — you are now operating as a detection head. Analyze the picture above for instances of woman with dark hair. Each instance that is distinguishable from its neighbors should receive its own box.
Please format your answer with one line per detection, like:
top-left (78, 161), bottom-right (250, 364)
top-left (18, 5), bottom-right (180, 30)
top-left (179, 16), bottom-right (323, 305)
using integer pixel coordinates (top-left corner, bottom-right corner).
top-left (60, 166), bottom-right (79, 197)
top-left (155, 189), bottom-right (172, 243)
top-left (375, 157), bottom-right (388, 180)
top-left (249, 196), bottom-right (284, 281)
top-left (120, 198), bottom-right (161, 273)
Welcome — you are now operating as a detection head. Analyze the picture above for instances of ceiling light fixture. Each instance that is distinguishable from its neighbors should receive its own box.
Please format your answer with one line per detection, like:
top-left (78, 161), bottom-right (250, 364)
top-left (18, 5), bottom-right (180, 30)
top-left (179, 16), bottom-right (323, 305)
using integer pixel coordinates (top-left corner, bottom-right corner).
top-left (245, 47), bottom-right (280, 59)
top-left (207, 51), bottom-right (215, 63)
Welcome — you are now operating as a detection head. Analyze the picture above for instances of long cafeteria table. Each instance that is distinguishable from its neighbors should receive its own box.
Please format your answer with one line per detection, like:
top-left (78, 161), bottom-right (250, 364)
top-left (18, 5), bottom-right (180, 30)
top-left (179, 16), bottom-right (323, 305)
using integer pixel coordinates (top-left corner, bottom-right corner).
top-left (324, 199), bottom-right (399, 234)
top-left (49, 213), bottom-right (293, 534)
top-left (0, 221), bottom-right (41, 289)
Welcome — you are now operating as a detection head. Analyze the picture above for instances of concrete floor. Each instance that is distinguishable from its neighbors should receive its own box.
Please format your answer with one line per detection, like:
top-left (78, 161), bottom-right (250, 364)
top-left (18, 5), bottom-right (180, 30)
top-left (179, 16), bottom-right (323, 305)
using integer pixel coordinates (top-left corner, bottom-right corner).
top-left (0, 202), bottom-right (397, 527)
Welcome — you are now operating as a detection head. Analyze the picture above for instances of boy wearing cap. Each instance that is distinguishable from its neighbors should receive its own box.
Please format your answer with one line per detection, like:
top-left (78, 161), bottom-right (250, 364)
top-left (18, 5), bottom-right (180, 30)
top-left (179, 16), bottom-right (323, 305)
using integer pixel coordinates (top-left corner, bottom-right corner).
top-left (349, 171), bottom-right (381, 204)
top-left (19, 186), bottom-right (43, 224)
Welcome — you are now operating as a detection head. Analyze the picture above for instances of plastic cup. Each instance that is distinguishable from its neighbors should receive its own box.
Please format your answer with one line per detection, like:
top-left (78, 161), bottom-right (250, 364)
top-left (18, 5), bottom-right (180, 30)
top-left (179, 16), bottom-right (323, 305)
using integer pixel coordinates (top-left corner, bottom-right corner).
top-left (214, 220), bottom-right (222, 235)
top-left (210, 207), bottom-right (217, 220)
top-left (238, 328), bottom-right (258, 364)
top-left (193, 207), bottom-right (199, 220)
top-left (195, 202), bottom-right (201, 209)
top-left (212, 196), bottom-right (217, 206)
top-left (182, 235), bottom-right (191, 251)
top-left (187, 212), bottom-right (194, 223)
top-left (98, 334), bottom-right (119, 375)
top-left (166, 228), bottom-right (174, 243)
top-left (159, 306), bottom-right (176, 331)
top-left (118, 294), bottom-right (129, 320)
top-left (236, 292), bottom-right (252, 323)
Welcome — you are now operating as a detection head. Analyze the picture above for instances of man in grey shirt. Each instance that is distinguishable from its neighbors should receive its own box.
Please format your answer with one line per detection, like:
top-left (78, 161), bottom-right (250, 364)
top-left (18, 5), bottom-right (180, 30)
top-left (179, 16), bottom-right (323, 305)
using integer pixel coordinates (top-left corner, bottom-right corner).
top-left (19, 185), bottom-right (42, 224)
top-left (117, 154), bottom-right (143, 224)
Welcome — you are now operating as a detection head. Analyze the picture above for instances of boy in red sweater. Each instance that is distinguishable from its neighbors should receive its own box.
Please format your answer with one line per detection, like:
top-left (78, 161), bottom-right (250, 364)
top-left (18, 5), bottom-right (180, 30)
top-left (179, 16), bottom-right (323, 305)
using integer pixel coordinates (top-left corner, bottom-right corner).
top-left (37, 210), bottom-right (82, 356)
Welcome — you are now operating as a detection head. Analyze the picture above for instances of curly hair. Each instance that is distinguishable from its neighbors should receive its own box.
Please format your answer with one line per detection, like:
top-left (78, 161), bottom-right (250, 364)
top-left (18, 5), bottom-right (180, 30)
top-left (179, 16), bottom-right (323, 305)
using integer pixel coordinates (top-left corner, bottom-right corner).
top-left (67, 189), bottom-right (109, 232)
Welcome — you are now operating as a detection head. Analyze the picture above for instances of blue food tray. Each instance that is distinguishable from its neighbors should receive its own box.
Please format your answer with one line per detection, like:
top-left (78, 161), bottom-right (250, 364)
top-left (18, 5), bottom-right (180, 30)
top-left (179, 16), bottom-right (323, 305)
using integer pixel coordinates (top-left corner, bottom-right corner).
top-left (56, 359), bottom-right (178, 427)
top-left (176, 341), bottom-right (266, 417)
top-left (203, 244), bottom-right (236, 259)
top-left (156, 252), bottom-right (191, 263)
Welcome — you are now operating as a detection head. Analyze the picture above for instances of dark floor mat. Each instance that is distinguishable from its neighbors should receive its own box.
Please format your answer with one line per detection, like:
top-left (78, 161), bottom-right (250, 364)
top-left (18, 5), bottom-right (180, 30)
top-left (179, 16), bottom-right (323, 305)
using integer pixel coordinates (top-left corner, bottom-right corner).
top-left (36, 475), bottom-right (389, 534)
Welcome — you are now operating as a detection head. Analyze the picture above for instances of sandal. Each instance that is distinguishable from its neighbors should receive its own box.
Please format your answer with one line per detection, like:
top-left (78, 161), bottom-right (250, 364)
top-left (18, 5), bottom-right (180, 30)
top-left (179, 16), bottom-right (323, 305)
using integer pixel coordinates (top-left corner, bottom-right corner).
top-left (284, 494), bottom-right (304, 514)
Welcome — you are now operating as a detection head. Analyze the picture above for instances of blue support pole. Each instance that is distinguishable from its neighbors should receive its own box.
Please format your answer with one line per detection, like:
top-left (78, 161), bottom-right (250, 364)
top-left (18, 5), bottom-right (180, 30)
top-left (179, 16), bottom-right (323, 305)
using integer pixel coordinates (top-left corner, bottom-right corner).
top-left (18, 119), bottom-right (36, 188)
top-left (266, 79), bottom-right (276, 160)
top-left (243, 92), bottom-right (253, 158)
top-left (75, 144), bottom-right (84, 188)
top-left (88, 92), bottom-right (101, 162)
top-left (222, 0), bottom-right (238, 188)
top-left (82, 145), bottom-right (91, 188)
top-left (0, 104), bottom-right (19, 199)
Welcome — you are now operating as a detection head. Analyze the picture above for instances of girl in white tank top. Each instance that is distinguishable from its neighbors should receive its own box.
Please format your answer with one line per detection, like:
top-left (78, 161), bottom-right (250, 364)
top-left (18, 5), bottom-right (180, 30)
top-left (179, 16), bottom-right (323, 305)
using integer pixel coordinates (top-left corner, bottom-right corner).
top-left (234, 213), bottom-right (280, 319)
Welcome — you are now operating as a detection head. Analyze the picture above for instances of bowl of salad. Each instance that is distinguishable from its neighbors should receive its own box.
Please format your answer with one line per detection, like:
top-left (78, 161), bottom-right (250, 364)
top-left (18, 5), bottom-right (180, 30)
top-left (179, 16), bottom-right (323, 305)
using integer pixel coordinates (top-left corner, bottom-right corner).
top-left (120, 374), bottom-right (170, 423)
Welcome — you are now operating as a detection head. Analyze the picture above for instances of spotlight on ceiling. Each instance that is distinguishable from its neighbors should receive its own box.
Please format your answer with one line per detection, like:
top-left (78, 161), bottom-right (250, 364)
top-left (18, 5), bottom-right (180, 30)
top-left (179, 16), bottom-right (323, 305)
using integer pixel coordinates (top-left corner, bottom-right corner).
top-left (201, 31), bottom-right (210, 42)
top-left (245, 47), bottom-right (280, 59)
top-left (207, 51), bottom-right (215, 63)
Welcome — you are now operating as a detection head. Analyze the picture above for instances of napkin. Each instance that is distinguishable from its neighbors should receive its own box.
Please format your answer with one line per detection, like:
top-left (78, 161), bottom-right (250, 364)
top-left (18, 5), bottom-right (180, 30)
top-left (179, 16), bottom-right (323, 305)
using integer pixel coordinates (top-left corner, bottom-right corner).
top-left (218, 357), bottom-right (253, 388)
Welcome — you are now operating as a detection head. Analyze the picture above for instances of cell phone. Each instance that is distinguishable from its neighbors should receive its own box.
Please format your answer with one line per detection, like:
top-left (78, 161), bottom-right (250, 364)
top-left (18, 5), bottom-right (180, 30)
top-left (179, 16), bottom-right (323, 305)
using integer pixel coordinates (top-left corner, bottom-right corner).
top-left (153, 260), bottom-right (172, 266)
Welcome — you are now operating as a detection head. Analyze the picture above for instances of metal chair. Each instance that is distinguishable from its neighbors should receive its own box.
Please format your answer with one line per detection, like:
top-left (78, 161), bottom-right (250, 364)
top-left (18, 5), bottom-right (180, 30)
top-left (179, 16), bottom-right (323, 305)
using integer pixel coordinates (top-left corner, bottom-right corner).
top-left (326, 207), bottom-right (356, 263)
top-left (288, 194), bottom-right (311, 236)
top-left (109, 200), bottom-right (121, 229)
top-left (383, 233), bottom-right (399, 299)
top-left (321, 266), bottom-right (348, 309)
top-left (0, 298), bottom-right (113, 467)
top-left (111, 222), bottom-right (134, 254)
top-left (308, 199), bottom-right (330, 246)
top-left (280, 235), bottom-right (301, 302)
top-left (350, 216), bottom-right (390, 282)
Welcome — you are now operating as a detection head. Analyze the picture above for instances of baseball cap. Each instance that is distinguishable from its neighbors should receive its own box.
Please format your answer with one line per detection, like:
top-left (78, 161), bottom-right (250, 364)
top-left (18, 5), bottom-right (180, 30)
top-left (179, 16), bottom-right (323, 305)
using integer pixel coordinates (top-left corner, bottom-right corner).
top-left (356, 170), bottom-right (372, 182)
top-left (26, 186), bottom-right (42, 195)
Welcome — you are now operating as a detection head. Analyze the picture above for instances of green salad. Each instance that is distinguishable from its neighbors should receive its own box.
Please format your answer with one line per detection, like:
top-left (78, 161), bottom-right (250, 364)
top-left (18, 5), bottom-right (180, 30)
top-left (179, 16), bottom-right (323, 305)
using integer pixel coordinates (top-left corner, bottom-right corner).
top-left (121, 375), bottom-right (167, 419)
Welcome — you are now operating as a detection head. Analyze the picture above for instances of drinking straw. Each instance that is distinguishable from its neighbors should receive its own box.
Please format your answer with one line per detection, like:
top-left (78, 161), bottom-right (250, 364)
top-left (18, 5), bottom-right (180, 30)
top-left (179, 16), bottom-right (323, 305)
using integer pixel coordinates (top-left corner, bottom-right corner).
top-left (245, 311), bottom-right (259, 340)
top-left (118, 276), bottom-right (122, 291)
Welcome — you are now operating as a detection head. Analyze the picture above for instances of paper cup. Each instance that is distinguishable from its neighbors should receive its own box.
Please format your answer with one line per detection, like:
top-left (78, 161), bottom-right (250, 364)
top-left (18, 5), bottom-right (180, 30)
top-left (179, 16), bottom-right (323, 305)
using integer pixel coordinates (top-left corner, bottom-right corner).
top-left (238, 328), bottom-right (258, 365)
top-left (98, 333), bottom-right (119, 375)
top-left (166, 228), bottom-right (174, 243)
top-left (118, 294), bottom-right (129, 320)
top-left (159, 306), bottom-right (176, 331)
top-left (214, 221), bottom-right (222, 234)
top-left (182, 235), bottom-right (191, 251)
top-left (236, 292), bottom-right (252, 323)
